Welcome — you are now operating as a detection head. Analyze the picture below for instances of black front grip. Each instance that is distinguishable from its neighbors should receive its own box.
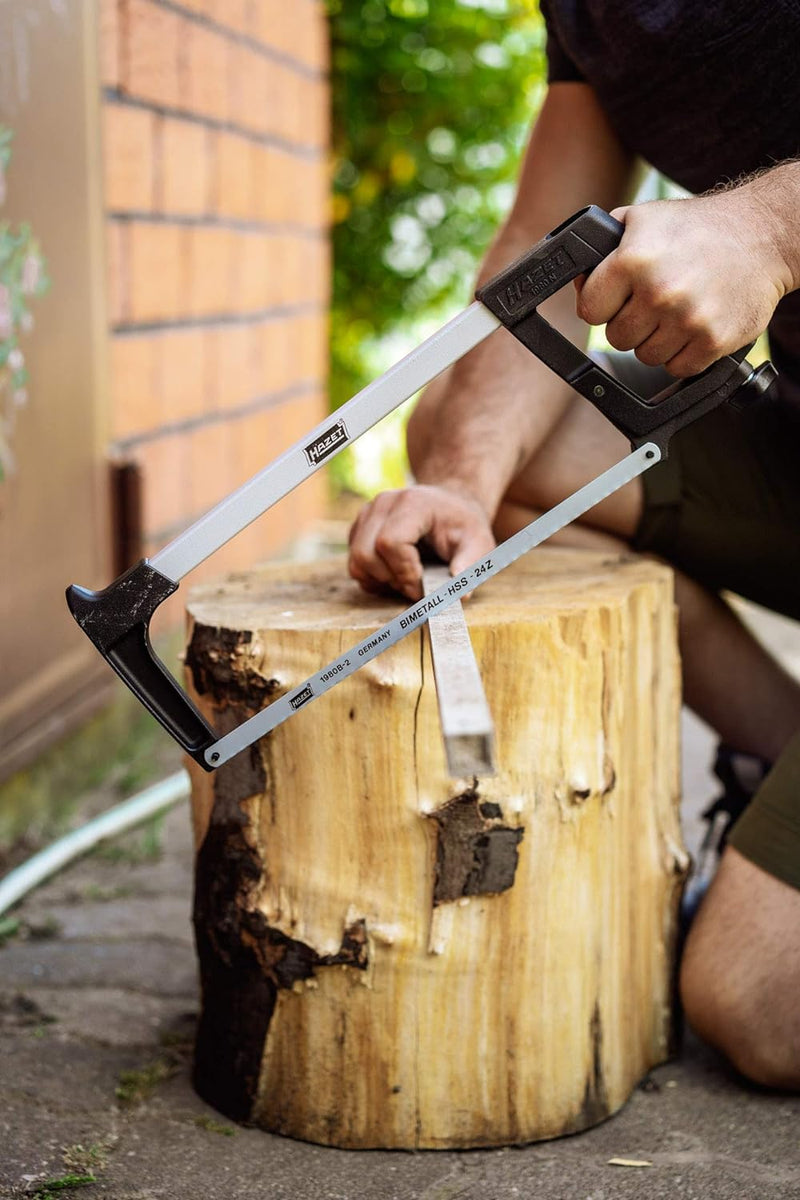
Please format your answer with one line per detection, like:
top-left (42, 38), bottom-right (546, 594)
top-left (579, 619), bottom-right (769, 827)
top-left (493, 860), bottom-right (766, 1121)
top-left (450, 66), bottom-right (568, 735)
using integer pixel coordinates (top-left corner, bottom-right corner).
top-left (66, 561), bottom-right (217, 770)
top-left (476, 204), bottom-right (777, 452)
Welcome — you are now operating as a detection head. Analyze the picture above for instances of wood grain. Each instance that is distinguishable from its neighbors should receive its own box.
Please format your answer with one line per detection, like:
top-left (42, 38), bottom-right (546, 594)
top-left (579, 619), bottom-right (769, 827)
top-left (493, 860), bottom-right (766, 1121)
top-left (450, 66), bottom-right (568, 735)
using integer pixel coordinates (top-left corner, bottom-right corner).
top-left (185, 547), bottom-right (685, 1149)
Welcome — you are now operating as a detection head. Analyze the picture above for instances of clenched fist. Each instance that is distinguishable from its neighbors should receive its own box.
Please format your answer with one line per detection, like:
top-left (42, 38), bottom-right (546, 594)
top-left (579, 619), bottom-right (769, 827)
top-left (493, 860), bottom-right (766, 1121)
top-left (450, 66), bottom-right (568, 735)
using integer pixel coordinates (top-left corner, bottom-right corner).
top-left (576, 190), bottom-right (791, 377)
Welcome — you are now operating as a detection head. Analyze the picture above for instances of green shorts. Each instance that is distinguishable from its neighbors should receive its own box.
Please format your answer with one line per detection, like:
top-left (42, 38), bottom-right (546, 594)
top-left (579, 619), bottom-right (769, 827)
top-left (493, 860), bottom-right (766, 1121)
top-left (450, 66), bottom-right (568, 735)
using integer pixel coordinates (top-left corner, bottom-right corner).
top-left (606, 353), bottom-right (800, 890)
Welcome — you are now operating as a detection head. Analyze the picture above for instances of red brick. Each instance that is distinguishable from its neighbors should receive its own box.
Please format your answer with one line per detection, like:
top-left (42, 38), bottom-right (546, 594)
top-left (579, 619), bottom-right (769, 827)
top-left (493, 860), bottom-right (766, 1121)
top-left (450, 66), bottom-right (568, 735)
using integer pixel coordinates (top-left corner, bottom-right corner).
top-left (215, 132), bottom-right (255, 220)
top-left (161, 118), bottom-right (212, 216)
top-left (235, 232), bottom-right (273, 310)
top-left (291, 76), bottom-right (328, 150)
top-left (125, 0), bottom-right (183, 109)
top-left (262, 58), bottom-right (298, 142)
top-left (185, 21), bottom-right (229, 122)
top-left (252, 144), bottom-right (292, 223)
top-left (214, 0), bottom-right (250, 35)
top-left (106, 220), bottom-right (129, 325)
top-left (287, 311), bottom-right (328, 384)
top-left (135, 433), bottom-right (191, 537)
top-left (159, 328), bottom-right (208, 424)
top-left (103, 104), bottom-right (157, 211)
top-left (237, 44), bottom-right (271, 136)
top-left (254, 0), bottom-right (303, 62)
top-left (261, 3), bottom-right (329, 73)
top-left (128, 222), bottom-right (190, 323)
top-left (109, 333), bottom-right (161, 440)
top-left (293, 156), bottom-right (327, 227)
top-left (189, 419), bottom-right (234, 515)
top-left (257, 318), bottom-right (292, 394)
top-left (100, 0), bottom-right (121, 89)
top-left (188, 226), bottom-right (237, 317)
top-left (232, 407), bottom-right (287, 500)
top-left (210, 324), bottom-right (258, 411)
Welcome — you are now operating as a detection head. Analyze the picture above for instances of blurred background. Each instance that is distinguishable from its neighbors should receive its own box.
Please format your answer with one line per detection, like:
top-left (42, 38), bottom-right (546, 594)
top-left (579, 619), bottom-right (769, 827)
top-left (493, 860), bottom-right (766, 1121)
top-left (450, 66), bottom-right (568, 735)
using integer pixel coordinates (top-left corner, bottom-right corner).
top-left (0, 0), bottom-right (546, 867)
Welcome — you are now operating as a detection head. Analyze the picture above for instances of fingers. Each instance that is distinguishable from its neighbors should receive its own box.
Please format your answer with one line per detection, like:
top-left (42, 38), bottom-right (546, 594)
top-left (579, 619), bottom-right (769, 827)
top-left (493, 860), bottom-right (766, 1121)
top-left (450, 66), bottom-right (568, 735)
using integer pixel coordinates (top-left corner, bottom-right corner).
top-left (348, 486), bottom-right (496, 601)
top-left (576, 255), bottom-right (632, 327)
top-left (348, 491), bottom-right (424, 600)
top-left (575, 204), bottom-right (731, 376)
top-left (449, 525), bottom-right (497, 576)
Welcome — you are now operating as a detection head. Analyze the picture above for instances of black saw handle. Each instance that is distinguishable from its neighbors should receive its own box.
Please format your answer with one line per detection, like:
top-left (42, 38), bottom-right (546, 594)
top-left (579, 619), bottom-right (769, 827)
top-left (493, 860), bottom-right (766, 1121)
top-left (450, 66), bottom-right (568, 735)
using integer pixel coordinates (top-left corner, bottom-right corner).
top-left (66, 561), bottom-right (217, 768)
top-left (475, 204), bottom-right (776, 451)
top-left (66, 205), bottom-right (776, 769)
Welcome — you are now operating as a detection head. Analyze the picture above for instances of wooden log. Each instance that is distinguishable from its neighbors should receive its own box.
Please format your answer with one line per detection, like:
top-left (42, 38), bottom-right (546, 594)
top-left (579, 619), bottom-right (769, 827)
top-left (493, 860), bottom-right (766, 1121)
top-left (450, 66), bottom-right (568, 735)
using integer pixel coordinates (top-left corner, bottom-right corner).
top-left (184, 547), bottom-right (686, 1150)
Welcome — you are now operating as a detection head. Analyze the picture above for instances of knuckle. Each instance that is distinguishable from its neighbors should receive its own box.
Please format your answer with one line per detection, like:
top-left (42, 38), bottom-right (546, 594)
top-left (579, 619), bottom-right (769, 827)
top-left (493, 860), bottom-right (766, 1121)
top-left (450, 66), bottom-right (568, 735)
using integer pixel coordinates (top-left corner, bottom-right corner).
top-left (617, 243), bottom-right (651, 276)
top-left (373, 531), bottom-right (397, 558)
top-left (635, 343), bottom-right (664, 367)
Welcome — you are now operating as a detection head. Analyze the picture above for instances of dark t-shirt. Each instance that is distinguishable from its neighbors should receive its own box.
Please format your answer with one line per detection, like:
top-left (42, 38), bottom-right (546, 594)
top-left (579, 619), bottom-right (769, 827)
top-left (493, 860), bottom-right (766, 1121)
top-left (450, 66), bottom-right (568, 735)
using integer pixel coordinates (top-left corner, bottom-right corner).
top-left (540, 1), bottom-right (800, 386)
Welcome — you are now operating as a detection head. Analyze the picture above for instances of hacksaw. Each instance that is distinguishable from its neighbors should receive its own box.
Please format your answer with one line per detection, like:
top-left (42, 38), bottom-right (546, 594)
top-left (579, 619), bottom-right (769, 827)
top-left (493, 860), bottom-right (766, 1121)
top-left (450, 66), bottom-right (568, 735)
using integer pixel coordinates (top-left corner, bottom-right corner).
top-left (67, 206), bottom-right (776, 771)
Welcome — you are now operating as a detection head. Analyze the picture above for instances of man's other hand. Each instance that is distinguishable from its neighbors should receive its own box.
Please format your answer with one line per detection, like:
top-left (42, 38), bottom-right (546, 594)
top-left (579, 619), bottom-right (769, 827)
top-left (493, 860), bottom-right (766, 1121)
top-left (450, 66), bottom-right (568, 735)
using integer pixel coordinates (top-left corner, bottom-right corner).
top-left (575, 192), bottom-right (791, 377)
top-left (348, 485), bottom-right (496, 600)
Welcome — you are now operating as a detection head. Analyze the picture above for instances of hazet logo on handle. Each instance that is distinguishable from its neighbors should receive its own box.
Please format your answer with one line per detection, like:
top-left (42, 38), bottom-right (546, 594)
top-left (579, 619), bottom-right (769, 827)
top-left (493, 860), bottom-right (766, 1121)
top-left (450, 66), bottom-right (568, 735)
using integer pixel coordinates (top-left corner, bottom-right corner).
top-left (497, 247), bottom-right (575, 317)
top-left (290, 685), bottom-right (315, 710)
top-left (304, 420), bottom-right (349, 466)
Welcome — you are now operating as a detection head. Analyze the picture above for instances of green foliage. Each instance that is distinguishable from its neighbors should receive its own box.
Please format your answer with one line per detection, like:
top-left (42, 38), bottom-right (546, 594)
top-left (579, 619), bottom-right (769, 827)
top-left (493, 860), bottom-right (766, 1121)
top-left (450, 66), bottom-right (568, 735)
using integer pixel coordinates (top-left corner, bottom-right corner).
top-left (327, 0), bottom-right (546, 491)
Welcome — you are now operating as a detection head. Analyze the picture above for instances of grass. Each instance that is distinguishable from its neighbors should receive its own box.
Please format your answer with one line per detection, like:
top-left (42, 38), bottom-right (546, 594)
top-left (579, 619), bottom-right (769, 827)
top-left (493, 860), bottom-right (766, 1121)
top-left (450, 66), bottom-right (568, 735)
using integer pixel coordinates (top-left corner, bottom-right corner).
top-left (28, 1175), bottom-right (96, 1199)
top-left (115, 1058), bottom-right (176, 1107)
top-left (192, 1114), bottom-right (237, 1136)
top-left (0, 631), bottom-right (184, 867)
top-left (61, 1142), bottom-right (113, 1175)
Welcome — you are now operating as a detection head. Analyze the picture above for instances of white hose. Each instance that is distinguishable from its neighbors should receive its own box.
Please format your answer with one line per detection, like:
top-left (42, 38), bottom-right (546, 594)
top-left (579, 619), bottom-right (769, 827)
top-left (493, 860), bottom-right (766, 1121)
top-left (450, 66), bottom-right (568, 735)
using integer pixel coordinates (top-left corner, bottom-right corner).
top-left (0, 768), bottom-right (191, 917)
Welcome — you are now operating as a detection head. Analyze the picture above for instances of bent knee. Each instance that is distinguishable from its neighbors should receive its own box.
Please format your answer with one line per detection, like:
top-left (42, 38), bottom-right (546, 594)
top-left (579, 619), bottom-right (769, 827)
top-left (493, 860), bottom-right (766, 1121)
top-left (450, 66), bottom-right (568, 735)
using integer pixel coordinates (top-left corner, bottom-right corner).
top-left (680, 953), bottom-right (800, 1089)
top-left (680, 849), bottom-right (800, 1091)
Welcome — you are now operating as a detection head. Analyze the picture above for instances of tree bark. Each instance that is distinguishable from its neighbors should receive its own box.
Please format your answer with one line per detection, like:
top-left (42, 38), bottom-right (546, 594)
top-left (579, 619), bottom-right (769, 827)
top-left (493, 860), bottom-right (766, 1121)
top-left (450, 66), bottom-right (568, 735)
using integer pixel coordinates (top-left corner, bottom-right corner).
top-left (185, 547), bottom-right (686, 1149)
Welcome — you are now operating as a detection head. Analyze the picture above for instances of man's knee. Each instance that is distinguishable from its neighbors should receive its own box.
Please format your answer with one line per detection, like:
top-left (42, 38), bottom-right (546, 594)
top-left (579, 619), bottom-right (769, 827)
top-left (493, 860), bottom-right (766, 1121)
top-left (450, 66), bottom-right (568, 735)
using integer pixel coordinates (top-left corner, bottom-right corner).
top-left (679, 847), bottom-right (800, 1090)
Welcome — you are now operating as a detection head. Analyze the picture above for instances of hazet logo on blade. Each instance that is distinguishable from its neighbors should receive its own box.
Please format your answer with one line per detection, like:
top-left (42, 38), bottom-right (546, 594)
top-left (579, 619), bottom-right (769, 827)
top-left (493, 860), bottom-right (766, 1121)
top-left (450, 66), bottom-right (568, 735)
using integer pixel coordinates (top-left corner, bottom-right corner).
top-left (290, 685), bottom-right (314, 710)
top-left (304, 420), bottom-right (349, 466)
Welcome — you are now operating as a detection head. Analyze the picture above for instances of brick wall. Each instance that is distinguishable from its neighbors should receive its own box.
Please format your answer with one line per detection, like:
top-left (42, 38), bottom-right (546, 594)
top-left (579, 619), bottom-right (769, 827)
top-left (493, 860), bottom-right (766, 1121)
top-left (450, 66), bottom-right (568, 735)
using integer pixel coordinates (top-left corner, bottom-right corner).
top-left (99, 0), bottom-right (330, 589)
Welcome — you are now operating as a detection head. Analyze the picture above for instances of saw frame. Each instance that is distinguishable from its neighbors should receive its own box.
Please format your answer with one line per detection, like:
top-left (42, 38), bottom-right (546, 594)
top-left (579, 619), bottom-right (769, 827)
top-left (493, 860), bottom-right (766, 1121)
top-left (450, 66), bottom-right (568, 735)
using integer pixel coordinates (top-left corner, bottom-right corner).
top-left (67, 206), bottom-right (774, 770)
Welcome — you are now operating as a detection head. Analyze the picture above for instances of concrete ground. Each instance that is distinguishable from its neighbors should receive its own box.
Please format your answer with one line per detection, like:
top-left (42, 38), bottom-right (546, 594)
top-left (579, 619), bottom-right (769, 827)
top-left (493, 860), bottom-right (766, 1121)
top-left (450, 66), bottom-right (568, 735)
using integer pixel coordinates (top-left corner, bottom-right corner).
top-left (2, 596), bottom-right (800, 1200)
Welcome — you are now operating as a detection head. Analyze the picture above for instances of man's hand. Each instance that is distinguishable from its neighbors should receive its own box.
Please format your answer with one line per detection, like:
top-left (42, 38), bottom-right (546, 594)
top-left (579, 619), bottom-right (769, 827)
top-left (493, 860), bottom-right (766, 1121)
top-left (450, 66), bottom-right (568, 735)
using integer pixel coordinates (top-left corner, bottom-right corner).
top-left (348, 485), bottom-right (496, 600)
top-left (575, 190), bottom-right (793, 377)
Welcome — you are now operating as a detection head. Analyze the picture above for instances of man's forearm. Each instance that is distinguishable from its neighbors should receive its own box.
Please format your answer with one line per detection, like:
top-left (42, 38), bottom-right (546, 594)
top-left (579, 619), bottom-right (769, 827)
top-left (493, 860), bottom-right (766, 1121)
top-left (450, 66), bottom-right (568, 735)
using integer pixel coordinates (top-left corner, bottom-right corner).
top-left (409, 281), bottom-right (585, 518)
top-left (733, 161), bottom-right (800, 295)
top-left (406, 83), bottom-right (637, 520)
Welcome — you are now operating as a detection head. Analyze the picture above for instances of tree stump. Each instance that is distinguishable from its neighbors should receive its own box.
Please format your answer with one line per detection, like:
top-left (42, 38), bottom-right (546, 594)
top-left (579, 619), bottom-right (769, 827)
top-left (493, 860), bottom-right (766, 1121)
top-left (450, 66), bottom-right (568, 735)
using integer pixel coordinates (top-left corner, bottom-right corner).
top-left (184, 547), bottom-right (686, 1149)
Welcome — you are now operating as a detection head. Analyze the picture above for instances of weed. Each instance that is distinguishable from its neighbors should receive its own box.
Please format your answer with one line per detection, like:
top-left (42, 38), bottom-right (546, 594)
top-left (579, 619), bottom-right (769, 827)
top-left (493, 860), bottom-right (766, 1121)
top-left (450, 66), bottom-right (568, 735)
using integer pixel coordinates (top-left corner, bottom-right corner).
top-left (61, 1140), bottom-right (113, 1174)
top-left (116, 1058), bottom-right (175, 1106)
top-left (0, 915), bottom-right (20, 945)
top-left (192, 1114), bottom-right (237, 1136)
top-left (29, 1174), bottom-right (96, 1198)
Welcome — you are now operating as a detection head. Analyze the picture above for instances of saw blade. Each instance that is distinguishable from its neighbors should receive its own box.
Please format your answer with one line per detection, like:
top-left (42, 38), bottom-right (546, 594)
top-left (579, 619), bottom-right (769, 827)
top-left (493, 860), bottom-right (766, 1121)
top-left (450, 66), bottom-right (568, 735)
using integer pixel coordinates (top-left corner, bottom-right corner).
top-left (205, 440), bottom-right (660, 767)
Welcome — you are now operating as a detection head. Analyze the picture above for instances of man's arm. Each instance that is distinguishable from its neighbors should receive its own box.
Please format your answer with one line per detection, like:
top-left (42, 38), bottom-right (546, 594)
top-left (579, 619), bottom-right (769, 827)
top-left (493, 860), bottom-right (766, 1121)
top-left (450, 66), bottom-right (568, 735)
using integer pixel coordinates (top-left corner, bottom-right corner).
top-left (348, 82), bottom-right (639, 599)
